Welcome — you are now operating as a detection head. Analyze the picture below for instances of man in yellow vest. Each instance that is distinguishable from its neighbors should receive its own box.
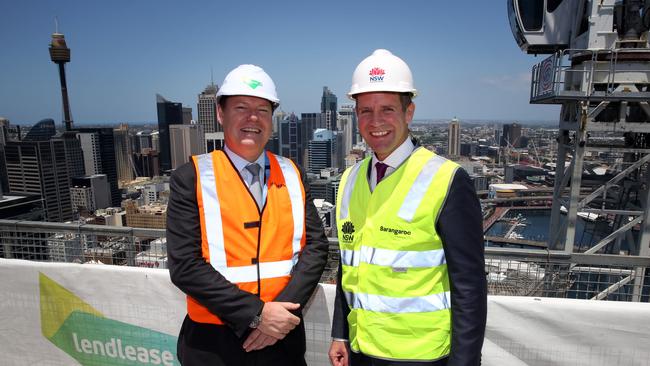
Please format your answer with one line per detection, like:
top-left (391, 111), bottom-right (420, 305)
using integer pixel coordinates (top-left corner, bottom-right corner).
top-left (167, 64), bottom-right (329, 365)
top-left (329, 50), bottom-right (487, 366)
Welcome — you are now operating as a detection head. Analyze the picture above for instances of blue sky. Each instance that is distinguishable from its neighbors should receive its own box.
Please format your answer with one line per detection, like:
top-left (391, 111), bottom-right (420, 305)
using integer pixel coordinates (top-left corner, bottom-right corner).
top-left (0, 0), bottom-right (560, 126)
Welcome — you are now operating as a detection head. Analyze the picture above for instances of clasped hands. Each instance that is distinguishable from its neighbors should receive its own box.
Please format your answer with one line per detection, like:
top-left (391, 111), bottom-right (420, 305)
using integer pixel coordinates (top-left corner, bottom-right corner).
top-left (242, 301), bottom-right (300, 352)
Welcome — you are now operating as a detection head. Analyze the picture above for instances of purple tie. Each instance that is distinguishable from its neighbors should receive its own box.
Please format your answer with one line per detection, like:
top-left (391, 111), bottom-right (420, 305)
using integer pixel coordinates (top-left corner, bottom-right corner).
top-left (375, 162), bottom-right (389, 184)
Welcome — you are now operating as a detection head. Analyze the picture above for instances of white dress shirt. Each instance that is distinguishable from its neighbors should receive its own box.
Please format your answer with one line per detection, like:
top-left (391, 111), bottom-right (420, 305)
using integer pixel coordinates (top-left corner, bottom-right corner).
top-left (223, 145), bottom-right (267, 203)
top-left (369, 137), bottom-right (415, 192)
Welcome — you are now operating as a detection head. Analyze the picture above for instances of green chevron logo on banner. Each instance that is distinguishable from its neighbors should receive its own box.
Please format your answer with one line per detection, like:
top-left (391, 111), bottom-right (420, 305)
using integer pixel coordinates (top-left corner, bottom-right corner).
top-left (39, 272), bottom-right (179, 365)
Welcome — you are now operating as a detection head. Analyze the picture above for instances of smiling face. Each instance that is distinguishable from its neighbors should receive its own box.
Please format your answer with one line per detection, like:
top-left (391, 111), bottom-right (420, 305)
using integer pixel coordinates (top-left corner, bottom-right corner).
top-left (217, 95), bottom-right (273, 162)
top-left (355, 92), bottom-right (414, 161)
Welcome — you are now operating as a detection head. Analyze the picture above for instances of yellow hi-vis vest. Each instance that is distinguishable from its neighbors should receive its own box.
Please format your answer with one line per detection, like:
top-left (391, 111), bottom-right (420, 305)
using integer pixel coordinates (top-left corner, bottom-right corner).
top-left (336, 147), bottom-right (459, 361)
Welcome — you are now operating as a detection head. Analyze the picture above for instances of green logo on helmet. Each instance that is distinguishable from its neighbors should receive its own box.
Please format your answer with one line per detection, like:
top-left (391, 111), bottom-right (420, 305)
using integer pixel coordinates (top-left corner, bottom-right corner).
top-left (242, 77), bottom-right (263, 89)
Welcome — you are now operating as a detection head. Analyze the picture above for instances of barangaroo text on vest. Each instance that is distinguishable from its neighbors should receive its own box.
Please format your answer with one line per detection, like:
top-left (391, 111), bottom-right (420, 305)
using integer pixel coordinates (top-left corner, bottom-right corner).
top-left (379, 225), bottom-right (412, 236)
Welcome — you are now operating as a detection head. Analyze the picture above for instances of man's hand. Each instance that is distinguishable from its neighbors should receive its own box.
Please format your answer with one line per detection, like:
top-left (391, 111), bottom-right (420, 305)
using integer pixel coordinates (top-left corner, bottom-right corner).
top-left (242, 329), bottom-right (278, 352)
top-left (328, 340), bottom-right (349, 366)
top-left (257, 302), bottom-right (301, 339)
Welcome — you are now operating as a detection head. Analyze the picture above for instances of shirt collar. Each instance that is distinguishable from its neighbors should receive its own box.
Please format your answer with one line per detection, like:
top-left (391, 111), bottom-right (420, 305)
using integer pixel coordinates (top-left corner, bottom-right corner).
top-left (371, 136), bottom-right (415, 169)
top-left (224, 145), bottom-right (266, 174)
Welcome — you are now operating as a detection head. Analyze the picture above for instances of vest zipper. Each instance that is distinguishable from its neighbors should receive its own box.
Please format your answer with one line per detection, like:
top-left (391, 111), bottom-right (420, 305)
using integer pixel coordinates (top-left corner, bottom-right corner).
top-left (255, 203), bottom-right (265, 297)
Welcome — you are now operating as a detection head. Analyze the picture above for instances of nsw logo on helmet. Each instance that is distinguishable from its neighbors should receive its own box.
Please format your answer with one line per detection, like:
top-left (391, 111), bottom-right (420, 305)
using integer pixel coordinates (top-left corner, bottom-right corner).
top-left (341, 221), bottom-right (355, 243)
top-left (368, 67), bottom-right (385, 83)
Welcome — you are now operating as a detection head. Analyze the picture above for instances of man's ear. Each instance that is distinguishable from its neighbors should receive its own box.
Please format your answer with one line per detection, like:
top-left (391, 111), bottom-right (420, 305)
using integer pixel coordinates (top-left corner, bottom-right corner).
top-left (217, 104), bottom-right (224, 126)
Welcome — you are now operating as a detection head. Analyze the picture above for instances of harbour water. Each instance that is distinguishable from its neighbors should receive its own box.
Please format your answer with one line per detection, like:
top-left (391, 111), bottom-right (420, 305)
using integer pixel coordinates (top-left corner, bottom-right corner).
top-left (484, 208), bottom-right (625, 252)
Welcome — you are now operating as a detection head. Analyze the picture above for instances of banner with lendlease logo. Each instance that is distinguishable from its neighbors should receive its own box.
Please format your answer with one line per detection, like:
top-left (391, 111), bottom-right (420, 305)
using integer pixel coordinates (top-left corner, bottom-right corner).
top-left (0, 259), bottom-right (186, 366)
top-left (40, 273), bottom-right (178, 365)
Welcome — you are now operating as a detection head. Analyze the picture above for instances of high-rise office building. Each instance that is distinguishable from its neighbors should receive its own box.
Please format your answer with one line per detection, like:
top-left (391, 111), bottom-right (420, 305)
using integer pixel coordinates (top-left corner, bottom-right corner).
top-left (301, 112), bottom-right (325, 169)
top-left (279, 113), bottom-right (303, 165)
top-left (77, 132), bottom-right (102, 175)
top-left (23, 119), bottom-right (57, 141)
top-left (76, 128), bottom-right (120, 207)
top-left (501, 122), bottom-right (522, 148)
top-left (23, 119), bottom-right (84, 183)
top-left (273, 109), bottom-right (286, 135)
top-left (321, 87), bottom-right (338, 131)
top-left (169, 124), bottom-right (205, 169)
top-left (156, 94), bottom-right (183, 172)
top-left (198, 83), bottom-right (220, 133)
top-left (134, 149), bottom-right (160, 178)
top-left (182, 107), bottom-right (193, 125)
top-left (114, 124), bottom-right (134, 187)
top-left (61, 132), bottom-right (86, 181)
top-left (205, 132), bottom-right (225, 153)
top-left (301, 113), bottom-right (325, 147)
top-left (448, 117), bottom-right (461, 157)
top-left (130, 133), bottom-right (141, 156)
top-left (339, 104), bottom-right (358, 144)
top-left (326, 176), bottom-right (341, 208)
top-left (70, 174), bottom-right (111, 213)
top-left (308, 129), bottom-right (335, 174)
top-left (151, 131), bottom-right (160, 151)
top-left (136, 130), bottom-right (153, 153)
top-left (337, 111), bottom-right (354, 157)
top-left (5, 139), bottom-right (73, 222)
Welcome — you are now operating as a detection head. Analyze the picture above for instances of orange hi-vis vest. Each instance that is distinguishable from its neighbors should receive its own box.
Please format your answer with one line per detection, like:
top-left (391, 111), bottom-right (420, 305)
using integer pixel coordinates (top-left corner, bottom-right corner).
top-left (188, 150), bottom-right (306, 325)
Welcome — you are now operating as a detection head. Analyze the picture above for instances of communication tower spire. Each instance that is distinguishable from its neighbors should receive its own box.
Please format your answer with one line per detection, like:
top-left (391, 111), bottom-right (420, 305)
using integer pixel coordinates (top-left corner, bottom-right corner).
top-left (49, 19), bottom-right (73, 131)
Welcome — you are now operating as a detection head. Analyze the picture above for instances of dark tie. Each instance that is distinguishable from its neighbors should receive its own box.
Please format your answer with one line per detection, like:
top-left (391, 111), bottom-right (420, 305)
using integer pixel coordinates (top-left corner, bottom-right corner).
top-left (245, 163), bottom-right (262, 209)
top-left (375, 162), bottom-right (389, 185)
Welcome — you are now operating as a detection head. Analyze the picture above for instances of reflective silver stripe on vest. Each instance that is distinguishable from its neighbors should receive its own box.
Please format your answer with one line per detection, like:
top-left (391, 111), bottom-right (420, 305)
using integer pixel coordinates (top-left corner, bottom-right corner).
top-left (344, 291), bottom-right (451, 313)
top-left (362, 246), bottom-right (446, 267)
top-left (340, 249), bottom-right (360, 267)
top-left (397, 155), bottom-right (447, 222)
top-left (197, 153), bottom-right (227, 270)
top-left (341, 246), bottom-right (445, 268)
top-left (196, 153), bottom-right (303, 282)
top-left (338, 161), bottom-right (363, 220)
top-left (275, 156), bottom-right (304, 266)
top-left (221, 259), bottom-right (296, 283)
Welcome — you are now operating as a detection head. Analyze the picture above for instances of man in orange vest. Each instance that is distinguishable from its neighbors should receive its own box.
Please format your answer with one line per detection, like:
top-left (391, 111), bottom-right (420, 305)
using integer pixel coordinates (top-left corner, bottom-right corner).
top-left (167, 64), bottom-right (329, 365)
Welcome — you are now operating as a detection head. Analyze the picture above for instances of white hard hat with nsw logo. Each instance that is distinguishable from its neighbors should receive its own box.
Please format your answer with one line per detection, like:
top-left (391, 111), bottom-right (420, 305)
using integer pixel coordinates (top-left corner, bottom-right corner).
top-left (216, 64), bottom-right (280, 106)
top-left (348, 49), bottom-right (417, 99)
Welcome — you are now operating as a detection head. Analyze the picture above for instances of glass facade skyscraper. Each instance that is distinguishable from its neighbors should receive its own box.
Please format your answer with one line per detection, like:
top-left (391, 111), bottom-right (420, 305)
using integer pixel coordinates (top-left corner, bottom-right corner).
top-left (156, 94), bottom-right (183, 172)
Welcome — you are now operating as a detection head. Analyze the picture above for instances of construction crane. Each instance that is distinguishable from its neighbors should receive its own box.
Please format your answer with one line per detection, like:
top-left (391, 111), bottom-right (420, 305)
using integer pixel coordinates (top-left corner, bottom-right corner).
top-left (508, 0), bottom-right (650, 301)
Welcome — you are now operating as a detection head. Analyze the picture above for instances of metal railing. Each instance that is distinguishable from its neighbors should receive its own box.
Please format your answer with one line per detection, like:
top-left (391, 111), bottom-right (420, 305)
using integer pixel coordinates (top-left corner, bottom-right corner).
top-left (530, 48), bottom-right (650, 104)
top-left (1, 220), bottom-right (648, 302)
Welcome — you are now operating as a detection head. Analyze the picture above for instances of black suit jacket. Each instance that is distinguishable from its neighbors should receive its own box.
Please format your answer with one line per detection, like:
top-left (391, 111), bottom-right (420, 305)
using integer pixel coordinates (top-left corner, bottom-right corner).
top-left (167, 156), bottom-right (329, 340)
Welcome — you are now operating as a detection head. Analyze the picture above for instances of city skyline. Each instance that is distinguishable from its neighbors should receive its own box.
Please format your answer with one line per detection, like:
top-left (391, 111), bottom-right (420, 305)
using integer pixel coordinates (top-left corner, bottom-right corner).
top-left (2, 0), bottom-right (561, 126)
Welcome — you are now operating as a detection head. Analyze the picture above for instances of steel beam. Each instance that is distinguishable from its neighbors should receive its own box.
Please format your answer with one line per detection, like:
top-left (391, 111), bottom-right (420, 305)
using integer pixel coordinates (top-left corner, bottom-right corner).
top-left (549, 126), bottom-right (571, 250)
top-left (632, 164), bottom-right (650, 301)
top-left (591, 274), bottom-right (634, 300)
top-left (584, 216), bottom-right (644, 254)
top-left (578, 154), bottom-right (650, 209)
top-left (565, 103), bottom-right (589, 254)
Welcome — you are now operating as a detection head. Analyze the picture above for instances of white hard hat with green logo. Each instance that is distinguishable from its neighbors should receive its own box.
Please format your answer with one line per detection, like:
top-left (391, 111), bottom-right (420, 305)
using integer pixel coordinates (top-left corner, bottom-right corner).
top-left (216, 64), bottom-right (280, 107)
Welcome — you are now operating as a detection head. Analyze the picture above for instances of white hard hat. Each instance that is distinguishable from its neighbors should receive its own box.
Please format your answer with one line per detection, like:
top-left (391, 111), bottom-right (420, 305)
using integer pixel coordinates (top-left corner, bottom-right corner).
top-left (348, 49), bottom-right (417, 99)
top-left (216, 64), bottom-right (280, 106)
